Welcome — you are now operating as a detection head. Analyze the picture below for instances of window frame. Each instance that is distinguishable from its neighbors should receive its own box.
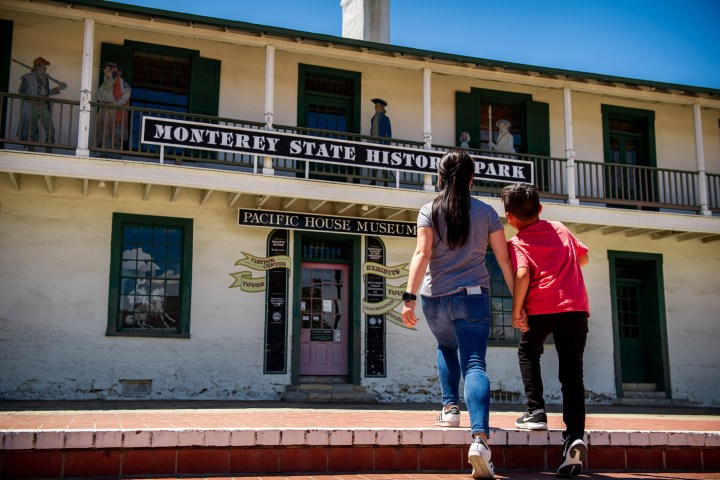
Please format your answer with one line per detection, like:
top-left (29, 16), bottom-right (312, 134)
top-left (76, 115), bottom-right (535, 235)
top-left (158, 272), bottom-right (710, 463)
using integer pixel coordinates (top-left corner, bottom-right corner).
top-left (106, 213), bottom-right (193, 338)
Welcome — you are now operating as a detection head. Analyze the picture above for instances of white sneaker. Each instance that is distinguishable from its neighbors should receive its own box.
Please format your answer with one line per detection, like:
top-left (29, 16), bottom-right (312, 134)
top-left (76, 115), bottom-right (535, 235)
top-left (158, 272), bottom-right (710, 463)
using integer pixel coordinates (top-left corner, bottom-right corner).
top-left (556, 437), bottom-right (587, 478)
top-left (468, 436), bottom-right (495, 479)
top-left (435, 405), bottom-right (460, 427)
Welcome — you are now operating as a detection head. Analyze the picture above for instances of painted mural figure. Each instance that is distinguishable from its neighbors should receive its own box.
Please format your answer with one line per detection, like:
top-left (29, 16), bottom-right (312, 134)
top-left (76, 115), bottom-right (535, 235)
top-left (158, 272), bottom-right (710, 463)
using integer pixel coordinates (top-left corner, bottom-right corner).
top-left (95, 62), bottom-right (131, 150)
top-left (459, 131), bottom-right (471, 148)
top-left (489, 118), bottom-right (516, 154)
top-left (370, 98), bottom-right (392, 138)
top-left (17, 57), bottom-right (67, 149)
top-left (400, 150), bottom-right (516, 480)
top-left (501, 183), bottom-right (590, 479)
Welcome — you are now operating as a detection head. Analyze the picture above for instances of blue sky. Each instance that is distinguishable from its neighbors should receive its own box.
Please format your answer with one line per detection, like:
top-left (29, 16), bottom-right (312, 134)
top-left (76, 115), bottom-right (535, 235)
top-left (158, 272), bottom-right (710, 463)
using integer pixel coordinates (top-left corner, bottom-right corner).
top-left (116, 0), bottom-right (720, 89)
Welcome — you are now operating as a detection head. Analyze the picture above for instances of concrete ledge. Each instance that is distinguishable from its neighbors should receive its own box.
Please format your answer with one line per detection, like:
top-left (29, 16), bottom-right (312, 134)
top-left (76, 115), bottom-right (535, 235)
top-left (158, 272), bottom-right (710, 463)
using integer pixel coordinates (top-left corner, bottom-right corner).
top-left (1, 427), bottom-right (718, 450)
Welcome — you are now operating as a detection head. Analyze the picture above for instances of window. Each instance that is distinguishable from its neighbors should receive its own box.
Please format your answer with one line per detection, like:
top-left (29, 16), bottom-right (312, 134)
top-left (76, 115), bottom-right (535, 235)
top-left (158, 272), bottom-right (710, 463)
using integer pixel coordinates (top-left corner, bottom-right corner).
top-left (107, 214), bottom-right (193, 337)
top-left (487, 250), bottom-right (517, 344)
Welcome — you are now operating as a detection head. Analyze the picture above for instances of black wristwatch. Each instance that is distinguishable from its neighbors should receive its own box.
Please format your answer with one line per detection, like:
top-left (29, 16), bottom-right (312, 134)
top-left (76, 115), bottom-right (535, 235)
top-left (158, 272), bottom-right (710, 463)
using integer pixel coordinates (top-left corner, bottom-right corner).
top-left (402, 291), bottom-right (417, 302)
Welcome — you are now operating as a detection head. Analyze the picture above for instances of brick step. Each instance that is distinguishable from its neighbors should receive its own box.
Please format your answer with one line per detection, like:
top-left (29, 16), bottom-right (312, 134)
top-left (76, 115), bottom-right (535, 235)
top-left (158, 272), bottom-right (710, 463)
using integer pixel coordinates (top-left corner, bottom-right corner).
top-left (282, 380), bottom-right (377, 403)
top-left (2, 425), bottom-right (718, 478)
top-left (1, 442), bottom-right (716, 478)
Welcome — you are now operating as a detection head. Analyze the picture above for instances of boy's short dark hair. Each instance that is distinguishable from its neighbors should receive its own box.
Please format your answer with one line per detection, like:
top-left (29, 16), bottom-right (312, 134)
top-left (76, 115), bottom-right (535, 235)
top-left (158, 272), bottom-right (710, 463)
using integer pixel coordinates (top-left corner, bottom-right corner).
top-left (501, 183), bottom-right (541, 221)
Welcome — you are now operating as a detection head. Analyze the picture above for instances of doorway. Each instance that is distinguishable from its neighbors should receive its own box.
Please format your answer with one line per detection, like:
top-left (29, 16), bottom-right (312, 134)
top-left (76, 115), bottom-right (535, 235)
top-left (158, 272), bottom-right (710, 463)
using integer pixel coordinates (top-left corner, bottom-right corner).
top-left (609, 251), bottom-right (670, 398)
top-left (299, 263), bottom-right (349, 376)
top-left (291, 233), bottom-right (361, 384)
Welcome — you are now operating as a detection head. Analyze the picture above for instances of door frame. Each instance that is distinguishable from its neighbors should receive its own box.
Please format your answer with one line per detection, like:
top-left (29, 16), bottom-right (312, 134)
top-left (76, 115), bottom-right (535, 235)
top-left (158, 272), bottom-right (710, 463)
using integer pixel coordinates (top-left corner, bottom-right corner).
top-left (291, 231), bottom-right (362, 385)
top-left (608, 250), bottom-right (670, 399)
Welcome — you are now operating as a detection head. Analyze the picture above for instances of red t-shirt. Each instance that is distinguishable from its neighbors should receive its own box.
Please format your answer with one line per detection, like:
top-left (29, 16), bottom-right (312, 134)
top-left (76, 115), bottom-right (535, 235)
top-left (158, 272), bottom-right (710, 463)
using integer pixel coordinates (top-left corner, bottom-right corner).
top-left (508, 220), bottom-right (589, 316)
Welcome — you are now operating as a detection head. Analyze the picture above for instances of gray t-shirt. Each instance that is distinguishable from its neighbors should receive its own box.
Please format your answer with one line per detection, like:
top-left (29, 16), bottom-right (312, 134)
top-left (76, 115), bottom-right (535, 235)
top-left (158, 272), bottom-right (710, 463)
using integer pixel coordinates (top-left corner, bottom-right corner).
top-left (417, 197), bottom-right (503, 297)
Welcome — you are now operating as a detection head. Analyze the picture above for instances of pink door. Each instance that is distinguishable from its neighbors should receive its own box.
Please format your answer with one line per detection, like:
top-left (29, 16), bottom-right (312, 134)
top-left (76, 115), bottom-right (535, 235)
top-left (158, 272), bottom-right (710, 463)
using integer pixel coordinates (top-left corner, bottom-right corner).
top-left (299, 263), bottom-right (349, 376)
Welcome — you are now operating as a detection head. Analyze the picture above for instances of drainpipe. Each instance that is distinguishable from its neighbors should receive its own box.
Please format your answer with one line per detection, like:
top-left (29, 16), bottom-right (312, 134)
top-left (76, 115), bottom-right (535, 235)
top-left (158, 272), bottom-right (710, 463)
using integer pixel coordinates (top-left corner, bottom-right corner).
top-left (422, 67), bottom-right (434, 192)
top-left (75, 18), bottom-right (94, 157)
top-left (262, 45), bottom-right (275, 175)
top-left (563, 87), bottom-right (579, 205)
top-left (693, 103), bottom-right (711, 216)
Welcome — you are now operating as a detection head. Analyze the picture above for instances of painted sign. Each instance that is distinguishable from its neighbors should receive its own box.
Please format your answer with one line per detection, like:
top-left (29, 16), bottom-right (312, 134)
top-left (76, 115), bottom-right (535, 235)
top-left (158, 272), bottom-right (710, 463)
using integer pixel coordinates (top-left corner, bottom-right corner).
top-left (264, 229), bottom-right (289, 374)
top-left (365, 237), bottom-right (386, 377)
top-left (238, 209), bottom-right (417, 238)
top-left (141, 117), bottom-right (534, 183)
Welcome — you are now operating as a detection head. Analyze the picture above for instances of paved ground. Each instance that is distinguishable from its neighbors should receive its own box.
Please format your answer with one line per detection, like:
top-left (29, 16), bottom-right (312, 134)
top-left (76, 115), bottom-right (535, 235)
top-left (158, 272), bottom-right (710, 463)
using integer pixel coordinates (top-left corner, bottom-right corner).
top-left (78, 473), bottom-right (720, 479)
top-left (1, 401), bottom-right (718, 432)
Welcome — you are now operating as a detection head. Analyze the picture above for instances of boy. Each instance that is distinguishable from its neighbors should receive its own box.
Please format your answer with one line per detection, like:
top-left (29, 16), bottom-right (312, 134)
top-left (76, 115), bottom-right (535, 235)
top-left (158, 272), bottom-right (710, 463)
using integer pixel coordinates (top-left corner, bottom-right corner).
top-left (500, 183), bottom-right (590, 479)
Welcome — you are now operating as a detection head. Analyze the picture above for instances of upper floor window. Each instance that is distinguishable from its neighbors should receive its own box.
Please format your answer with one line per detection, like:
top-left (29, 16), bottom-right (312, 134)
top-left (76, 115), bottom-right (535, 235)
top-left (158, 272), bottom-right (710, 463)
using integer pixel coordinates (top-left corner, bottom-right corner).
top-left (107, 214), bottom-right (193, 338)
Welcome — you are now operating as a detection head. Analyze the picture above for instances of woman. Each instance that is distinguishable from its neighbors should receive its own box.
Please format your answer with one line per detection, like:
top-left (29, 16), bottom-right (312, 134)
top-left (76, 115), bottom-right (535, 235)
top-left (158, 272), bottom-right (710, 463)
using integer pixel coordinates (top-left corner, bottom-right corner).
top-left (401, 150), bottom-right (514, 479)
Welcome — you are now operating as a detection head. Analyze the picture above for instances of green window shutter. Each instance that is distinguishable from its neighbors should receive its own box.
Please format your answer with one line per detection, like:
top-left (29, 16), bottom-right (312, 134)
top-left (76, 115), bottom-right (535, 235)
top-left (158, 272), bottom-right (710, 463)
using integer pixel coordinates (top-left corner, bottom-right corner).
top-left (99, 43), bottom-right (134, 84)
top-left (524, 100), bottom-right (550, 157)
top-left (456, 91), bottom-right (480, 149)
top-left (189, 56), bottom-right (221, 116)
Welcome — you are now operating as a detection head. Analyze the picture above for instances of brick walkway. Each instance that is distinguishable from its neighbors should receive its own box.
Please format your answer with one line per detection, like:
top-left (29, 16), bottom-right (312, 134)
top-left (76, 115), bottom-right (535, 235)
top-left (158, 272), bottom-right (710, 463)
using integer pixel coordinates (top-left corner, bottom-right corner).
top-left (1, 401), bottom-right (718, 478)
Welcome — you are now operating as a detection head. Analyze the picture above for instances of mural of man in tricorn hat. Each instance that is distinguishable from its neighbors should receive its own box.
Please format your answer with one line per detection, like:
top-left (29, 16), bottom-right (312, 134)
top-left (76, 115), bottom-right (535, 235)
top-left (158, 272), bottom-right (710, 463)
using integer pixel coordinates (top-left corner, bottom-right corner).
top-left (17, 56), bottom-right (67, 150)
top-left (95, 61), bottom-right (132, 152)
top-left (370, 97), bottom-right (392, 139)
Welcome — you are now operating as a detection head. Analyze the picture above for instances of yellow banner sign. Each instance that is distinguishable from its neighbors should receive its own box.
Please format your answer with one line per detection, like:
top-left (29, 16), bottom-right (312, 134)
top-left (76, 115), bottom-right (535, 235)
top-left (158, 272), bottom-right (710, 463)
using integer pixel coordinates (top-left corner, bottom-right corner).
top-left (362, 262), bottom-right (409, 279)
top-left (235, 253), bottom-right (291, 271)
top-left (229, 271), bottom-right (266, 292)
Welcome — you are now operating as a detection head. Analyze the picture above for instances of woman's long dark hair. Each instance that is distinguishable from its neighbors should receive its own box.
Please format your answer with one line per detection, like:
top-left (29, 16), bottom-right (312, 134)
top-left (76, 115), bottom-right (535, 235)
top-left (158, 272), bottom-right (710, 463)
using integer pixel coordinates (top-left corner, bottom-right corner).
top-left (431, 150), bottom-right (475, 249)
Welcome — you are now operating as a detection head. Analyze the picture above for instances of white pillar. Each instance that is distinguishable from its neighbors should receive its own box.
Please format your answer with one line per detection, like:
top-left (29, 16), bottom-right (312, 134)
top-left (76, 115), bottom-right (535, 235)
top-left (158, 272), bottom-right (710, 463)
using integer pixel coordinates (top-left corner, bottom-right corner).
top-left (263, 45), bottom-right (275, 175)
top-left (563, 87), bottom-right (579, 205)
top-left (693, 103), bottom-right (711, 215)
top-left (75, 18), bottom-right (95, 157)
top-left (422, 67), bottom-right (434, 192)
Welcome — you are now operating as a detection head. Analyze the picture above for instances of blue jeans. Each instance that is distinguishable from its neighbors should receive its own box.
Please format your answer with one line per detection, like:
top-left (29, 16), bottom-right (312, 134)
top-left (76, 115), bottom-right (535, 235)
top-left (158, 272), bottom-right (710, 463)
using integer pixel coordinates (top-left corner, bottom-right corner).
top-left (421, 289), bottom-right (491, 437)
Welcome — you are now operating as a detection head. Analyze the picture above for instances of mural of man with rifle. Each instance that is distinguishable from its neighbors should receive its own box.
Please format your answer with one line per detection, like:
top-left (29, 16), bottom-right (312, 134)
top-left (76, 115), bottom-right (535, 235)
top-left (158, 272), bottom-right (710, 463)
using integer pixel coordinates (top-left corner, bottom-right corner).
top-left (15, 57), bottom-right (67, 150)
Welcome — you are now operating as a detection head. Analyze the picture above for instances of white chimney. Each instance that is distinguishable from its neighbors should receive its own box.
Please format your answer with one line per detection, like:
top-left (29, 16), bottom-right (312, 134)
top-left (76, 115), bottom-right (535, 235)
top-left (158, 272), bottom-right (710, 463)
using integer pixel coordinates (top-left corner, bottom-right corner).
top-left (341, 0), bottom-right (389, 43)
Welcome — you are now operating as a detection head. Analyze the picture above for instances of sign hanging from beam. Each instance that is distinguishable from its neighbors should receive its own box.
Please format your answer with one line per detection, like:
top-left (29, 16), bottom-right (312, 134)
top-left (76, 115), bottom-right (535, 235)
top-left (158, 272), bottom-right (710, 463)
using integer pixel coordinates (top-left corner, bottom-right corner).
top-left (142, 117), bottom-right (534, 184)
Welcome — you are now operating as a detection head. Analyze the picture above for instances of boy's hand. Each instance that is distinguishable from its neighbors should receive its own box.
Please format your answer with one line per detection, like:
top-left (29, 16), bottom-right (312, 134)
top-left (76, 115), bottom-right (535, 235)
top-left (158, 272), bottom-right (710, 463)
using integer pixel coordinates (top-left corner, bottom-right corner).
top-left (512, 309), bottom-right (529, 333)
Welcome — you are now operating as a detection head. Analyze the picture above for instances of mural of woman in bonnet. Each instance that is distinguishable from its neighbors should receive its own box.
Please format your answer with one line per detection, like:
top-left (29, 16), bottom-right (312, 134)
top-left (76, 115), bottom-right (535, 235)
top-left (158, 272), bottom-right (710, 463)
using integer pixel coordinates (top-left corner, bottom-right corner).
top-left (95, 61), bottom-right (131, 151)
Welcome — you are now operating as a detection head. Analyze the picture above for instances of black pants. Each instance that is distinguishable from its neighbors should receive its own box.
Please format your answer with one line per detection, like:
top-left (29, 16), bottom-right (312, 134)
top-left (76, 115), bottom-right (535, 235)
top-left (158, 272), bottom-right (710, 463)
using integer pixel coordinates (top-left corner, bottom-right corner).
top-left (518, 311), bottom-right (588, 441)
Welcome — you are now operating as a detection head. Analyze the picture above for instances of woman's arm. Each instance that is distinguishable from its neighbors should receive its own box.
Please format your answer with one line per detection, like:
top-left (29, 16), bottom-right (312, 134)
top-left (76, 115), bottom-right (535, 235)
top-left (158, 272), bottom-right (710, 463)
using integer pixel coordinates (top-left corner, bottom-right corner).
top-left (401, 226), bottom-right (433, 328)
top-left (488, 229), bottom-right (513, 292)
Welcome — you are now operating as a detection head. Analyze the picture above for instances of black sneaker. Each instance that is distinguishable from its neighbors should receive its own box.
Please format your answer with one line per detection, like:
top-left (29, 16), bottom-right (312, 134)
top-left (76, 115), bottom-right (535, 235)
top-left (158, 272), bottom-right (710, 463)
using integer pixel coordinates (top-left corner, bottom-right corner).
top-left (515, 409), bottom-right (548, 430)
top-left (556, 437), bottom-right (587, 478)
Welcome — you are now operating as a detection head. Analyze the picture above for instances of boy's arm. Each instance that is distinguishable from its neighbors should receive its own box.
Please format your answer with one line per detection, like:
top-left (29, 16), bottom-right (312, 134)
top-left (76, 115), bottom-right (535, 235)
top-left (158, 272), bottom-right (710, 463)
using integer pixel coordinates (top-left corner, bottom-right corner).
top-left (488, 229), bottom-right (514, 291)
top-left (578, 254), bottom-right (589, 268)
top-left (512, 267), bottom-right (530, 332)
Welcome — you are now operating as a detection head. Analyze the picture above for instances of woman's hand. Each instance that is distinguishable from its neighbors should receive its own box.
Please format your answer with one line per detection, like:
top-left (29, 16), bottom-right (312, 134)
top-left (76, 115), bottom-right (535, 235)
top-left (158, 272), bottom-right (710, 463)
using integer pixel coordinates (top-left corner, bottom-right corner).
top-left (401, 300), bottom-right (418, 329)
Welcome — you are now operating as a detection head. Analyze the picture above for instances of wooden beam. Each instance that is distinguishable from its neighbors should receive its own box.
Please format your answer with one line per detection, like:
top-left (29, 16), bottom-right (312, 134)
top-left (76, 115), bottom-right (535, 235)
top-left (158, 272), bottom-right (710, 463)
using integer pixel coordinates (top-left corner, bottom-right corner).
top-left (83, 178), bottom-right (89, 197)
top-left (200, 189), bottom-right (213, 205)
top-left (361, 205), bottom-right (380, 217)
top-left (7, 172), bottom-right (20, 191)
top-left (385, 209), bottom-right (406, 220)
top-left (601, 226), bottom-right (630, 235)
top-left (701, 235), bottom-right (720, 243)
top-left (676, 232), bottom-right (707, 242)
top-left (650, 230), bottom-right (679, 240)
top-left (112, 181), bottom-right (119, 198)
top-left (227, 192), bottom-right (242, 208)
top-left (335, 203), bottom-right (355, 214)
top-left (573, 224), bottom-right (603, 234)
top-left (282, 197), bottom-right (298, 209)
top-left (308, 199), bottom-right (327, 212)
top-left (256, 195), bottom-right (270, 207)
top-left (43, 175), bottom-right (54, 193)
top-left (143, 183), bottom-right (152, 201)
top-left (623, 228), bottom-right (654, 237)
top-left (171, 186), bottom-right (182, 202)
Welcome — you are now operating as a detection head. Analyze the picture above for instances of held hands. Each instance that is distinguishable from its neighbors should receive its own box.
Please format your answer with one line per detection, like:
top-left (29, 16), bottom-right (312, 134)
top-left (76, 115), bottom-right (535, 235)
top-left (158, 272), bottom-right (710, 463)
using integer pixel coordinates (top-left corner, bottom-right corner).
top-left (512, 309), bottom-right (529, 333)
top-left (401, 301), bottom-right (418, 329)
top-left (58, 82), bottom-right (67, 90)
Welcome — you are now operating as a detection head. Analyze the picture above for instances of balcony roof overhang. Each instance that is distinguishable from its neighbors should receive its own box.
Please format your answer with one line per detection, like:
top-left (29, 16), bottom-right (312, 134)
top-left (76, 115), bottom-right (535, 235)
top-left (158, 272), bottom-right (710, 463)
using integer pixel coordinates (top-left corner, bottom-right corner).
top-left (4, 0), bottom-right (720, 107)
top-left (2, 150), bottom-right (719, 242)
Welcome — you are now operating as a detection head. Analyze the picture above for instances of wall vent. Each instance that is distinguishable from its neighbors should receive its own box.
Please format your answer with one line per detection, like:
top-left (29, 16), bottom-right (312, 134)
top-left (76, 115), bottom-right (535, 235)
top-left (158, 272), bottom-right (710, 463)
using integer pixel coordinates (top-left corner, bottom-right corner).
top-left (120, 379), bottom-right (152, 396)
top-left (491, 389), bottom-right (521, 404)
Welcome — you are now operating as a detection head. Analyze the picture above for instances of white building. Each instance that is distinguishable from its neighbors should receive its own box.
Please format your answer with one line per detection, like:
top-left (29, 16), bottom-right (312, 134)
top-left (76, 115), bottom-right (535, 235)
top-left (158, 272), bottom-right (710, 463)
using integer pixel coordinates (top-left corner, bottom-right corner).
top-left (1, 0), bottom-right (718, 406)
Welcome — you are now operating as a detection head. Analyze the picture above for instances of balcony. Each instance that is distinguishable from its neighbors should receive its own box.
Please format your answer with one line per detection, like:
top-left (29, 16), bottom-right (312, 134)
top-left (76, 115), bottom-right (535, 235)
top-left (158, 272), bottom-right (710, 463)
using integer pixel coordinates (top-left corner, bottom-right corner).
top-left (1, 92), bottom-right (719, 216)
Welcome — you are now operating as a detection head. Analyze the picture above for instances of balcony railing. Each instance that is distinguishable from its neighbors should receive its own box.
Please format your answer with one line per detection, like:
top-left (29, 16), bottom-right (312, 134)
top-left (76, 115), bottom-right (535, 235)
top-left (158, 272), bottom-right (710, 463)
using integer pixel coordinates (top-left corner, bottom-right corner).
top-left (0, 91), bottom-right (716, 214)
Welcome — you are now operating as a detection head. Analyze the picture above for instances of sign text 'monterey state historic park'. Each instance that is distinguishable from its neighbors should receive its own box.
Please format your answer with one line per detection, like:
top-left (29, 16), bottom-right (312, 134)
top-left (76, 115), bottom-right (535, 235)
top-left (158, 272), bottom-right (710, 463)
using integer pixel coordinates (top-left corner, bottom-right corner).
top-left (142, 117), bottom-right (534, 183)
